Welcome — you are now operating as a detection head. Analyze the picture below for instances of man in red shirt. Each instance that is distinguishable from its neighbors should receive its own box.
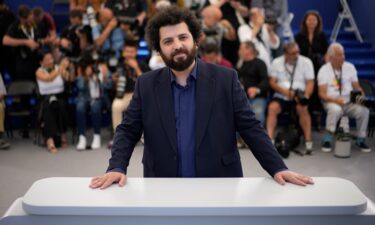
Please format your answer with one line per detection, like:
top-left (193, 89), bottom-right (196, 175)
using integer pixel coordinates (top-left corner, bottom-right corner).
top-left (201, 43), bottom-right (233, 68)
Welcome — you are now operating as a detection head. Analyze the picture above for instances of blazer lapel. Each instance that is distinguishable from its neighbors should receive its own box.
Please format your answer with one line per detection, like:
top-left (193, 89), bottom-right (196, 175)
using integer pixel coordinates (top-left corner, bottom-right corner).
top-left (154, 68), bottom-right (178, 153)
top-left (196, 60), bottom-right (215, 151)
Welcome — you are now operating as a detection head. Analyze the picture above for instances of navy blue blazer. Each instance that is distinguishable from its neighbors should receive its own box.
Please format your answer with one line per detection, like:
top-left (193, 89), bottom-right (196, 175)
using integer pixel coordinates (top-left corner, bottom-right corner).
top-left (108, 59), bottom-right (287, 177)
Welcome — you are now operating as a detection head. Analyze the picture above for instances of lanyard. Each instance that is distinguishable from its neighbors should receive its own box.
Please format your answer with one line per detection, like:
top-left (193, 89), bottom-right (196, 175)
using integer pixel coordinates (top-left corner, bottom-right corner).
top-left (21, 25), bottom-right (34, 40)
top-left (331, 64), bottom-right (342, 95)
top-left (284, 59), bottom-right (298, 91)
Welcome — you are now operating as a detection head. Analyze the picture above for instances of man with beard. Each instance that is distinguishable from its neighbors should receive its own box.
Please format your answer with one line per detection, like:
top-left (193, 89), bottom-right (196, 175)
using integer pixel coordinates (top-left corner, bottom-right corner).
top-left (90, 6), bottom-right (313, 189)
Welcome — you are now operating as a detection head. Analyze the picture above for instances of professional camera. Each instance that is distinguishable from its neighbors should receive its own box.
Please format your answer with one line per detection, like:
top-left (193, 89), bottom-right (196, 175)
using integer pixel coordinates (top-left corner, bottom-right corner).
top-left (59, 25), bottom-right (81, 57)
top-left (110, 2), bottom-right (139, 30)
top-left (117, 16), bottom-right (138, 29)
top-left (101, 49), bottom-right (119, 72)
top-left (294, 89), bottom-right (309, 106)
top-left (115, 65), bottom-right (127, 99)
top-left (79, 45), bottom-right (99, 62)
top-left (264, 18), bottom-right (278, 25)
top-left (190, 1), bottom-right (201, 11)
top-left (78, 24), bottom-right (92, 37)
top-left (350, 90), bottom-right (375, 107)
top-left (203, 27), bottom-right (219, 37)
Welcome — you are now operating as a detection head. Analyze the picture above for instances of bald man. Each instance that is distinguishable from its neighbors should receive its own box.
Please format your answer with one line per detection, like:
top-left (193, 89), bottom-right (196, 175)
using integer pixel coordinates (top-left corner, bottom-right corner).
top-left (92, 8), bottom-right (124, 62)
top-left (200, 5), bottom-right (236, 52)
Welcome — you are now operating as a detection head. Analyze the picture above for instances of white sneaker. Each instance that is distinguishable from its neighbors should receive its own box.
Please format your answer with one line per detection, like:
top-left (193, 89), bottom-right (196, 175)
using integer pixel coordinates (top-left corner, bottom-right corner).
top-left (305, 141), bottom-right (313, 154)
top-left (76, 135), bottom-right (87, 150)
top-left (91, 134), bottom-right (101, 149)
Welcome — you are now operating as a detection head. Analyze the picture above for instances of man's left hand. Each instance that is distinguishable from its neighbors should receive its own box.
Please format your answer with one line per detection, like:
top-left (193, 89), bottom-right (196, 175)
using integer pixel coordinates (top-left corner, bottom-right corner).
top-left (274, 170), bottom-right (314, 186)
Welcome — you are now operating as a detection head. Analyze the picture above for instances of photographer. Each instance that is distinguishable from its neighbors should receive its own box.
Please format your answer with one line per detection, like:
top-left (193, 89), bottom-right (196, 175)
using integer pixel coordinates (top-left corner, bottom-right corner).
top-left (199, 5), bottom-right (236, 53)
top-left (237, 41), bottom-right (268, 124)
top-left (2, 5), bottom-right (45, 81)
top-left (214, 0), bottom-right (250, 65)
top-left (110, 39), bottom-right (149, 147)
top-left (318, 43), bottom-right (371, 153)
top-left (105, 0), bottom-right (146, 38)
top-left (35, 51), bottom-right (71, 153)
top-left (201, 43), bottom-right (233, 68)
top-left (251, 0), bottom-right (288, 57)
top-left (266, 42), bottom-right (314, 152)
top-left (0, 0), bottom-right (16, 76)
top-left (92, 8), bottom-right (124, 64)
top-left (238, 7), bottom-right (280, 69)
top-left (60, 9), bottom-right (84, 59)
top-left (75, 53), bottom-right (111, 150)
top-left (32, 7), bottom-right (58, 47)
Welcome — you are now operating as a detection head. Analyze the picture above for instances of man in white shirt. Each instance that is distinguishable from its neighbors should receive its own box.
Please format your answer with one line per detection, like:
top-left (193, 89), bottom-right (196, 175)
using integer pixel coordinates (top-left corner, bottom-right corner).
top-left (238, 7), bottom-right (280, 69)
top-left (318, 43), bottom-right (371, 153)
top-left (266, 42), bottom-right (314, 153)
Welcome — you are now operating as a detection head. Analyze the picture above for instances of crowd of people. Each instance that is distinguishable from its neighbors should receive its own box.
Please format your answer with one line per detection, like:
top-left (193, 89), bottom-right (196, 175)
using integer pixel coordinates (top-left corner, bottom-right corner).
top-left (0, 0), bottom-right (371, 154)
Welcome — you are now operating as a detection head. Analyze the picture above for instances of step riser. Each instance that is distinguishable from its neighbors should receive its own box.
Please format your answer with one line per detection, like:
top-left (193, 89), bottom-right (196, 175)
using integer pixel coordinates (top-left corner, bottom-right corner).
top-left (354, 65), bottom-right (375, 70)
top-left (346, 53), bottom-right (375, 58)
top-left (342, 43), bottom-right (372, 48)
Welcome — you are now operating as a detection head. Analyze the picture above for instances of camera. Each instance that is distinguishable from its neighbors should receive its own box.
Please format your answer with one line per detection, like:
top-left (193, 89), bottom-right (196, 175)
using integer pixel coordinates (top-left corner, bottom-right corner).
top-left (203, 27), bottom-right (219, 37)
top-left (117, 16), bottom-right (138, 29)
top-left (79, 45), bottom-right (99, 62)
top-left (294, 89), bottom-right (309, 106)
top-left (115, 65), bottom-right (127, 99)
top-left (350, 90), bottom-right (375, 107)
top-left (111, 2), bottom-right (139, 30)
top-left (190, 1), bottom-right (200, 11)
top-left (101, 49), bottom-right (119, 72)
top-left (264, 18), bottom-right (278, 25)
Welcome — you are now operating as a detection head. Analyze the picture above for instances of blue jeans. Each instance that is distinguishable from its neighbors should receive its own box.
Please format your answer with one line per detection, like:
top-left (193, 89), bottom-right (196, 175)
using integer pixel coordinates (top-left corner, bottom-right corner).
top-left (76, 98), bottom-right (102, 135)
top-left (249, 97), bottom-right (267, 125)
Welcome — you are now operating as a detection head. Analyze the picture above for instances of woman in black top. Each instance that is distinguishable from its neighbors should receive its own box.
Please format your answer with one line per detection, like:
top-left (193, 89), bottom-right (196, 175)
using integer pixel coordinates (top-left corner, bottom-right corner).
top-left (295, 10), bottom-right (328, 74)
top-left (295, 10), bottom-right (328, 129)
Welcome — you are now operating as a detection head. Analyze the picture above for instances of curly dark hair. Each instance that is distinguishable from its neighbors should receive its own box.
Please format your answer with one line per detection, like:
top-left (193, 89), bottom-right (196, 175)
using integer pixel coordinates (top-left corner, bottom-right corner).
top-left (145, 5), bottom-right (202, 52)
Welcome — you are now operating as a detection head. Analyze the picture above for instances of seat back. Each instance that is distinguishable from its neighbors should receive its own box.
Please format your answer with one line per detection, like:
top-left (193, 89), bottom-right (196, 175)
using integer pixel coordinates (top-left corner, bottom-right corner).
top-left (7, 81), bottom-right (38, 96)
top-left (359, 79), bottom-right (375, 97)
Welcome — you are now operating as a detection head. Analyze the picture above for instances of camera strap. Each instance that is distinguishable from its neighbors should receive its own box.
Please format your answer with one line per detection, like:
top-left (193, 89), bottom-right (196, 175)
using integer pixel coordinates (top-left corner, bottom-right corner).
top-left (21, 25), bottom-right (35, 40)
top-left (248, 24), bottom-right (265, 46)
top-left (331, 64), bottom-right (342, 96)
top-left (284, 58), bottom-right (298, 92)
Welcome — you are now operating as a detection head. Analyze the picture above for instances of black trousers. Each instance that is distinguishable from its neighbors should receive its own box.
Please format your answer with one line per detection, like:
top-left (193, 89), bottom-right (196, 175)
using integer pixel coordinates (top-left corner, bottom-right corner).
top-left (41, 95), bottom-right (68, 139)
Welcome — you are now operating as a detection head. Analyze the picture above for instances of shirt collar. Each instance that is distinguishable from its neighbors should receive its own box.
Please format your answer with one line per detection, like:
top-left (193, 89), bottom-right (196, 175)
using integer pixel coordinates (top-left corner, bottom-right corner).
top-left (170, 59), bottom-right (198, 84)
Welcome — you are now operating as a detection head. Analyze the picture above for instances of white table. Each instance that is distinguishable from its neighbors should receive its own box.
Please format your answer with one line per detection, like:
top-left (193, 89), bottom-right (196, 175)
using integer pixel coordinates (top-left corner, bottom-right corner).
top-left (1, 177), bottom-right (375, 225)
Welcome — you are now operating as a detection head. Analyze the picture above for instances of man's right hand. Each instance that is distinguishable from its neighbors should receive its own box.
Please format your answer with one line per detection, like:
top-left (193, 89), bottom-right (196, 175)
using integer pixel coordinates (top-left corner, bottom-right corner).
top-left (25, 39), bottom-right (39, 50)
top-left (281, 89), bottom-right (294, 100)
top-left (60, 38), bottom-right (71, 50)
top-left (334, 98), bottom-right (345, 106)
top-left (247, 87), bottom-right (258, 99)
top-left (108, 18), bottom-right (118, 30)
top-left (89, 172), bottom-right (127, 189)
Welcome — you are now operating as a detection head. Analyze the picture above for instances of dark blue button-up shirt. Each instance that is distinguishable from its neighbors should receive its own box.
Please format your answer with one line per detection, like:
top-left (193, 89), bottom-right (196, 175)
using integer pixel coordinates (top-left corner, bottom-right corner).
top-left (170, 63), bottom-right (197, 177)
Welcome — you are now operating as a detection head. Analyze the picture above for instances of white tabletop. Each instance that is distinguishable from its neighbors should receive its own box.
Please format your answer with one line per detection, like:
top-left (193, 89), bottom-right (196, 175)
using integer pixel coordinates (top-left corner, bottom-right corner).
top-left (22, 177), bottom-right (367, 216)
